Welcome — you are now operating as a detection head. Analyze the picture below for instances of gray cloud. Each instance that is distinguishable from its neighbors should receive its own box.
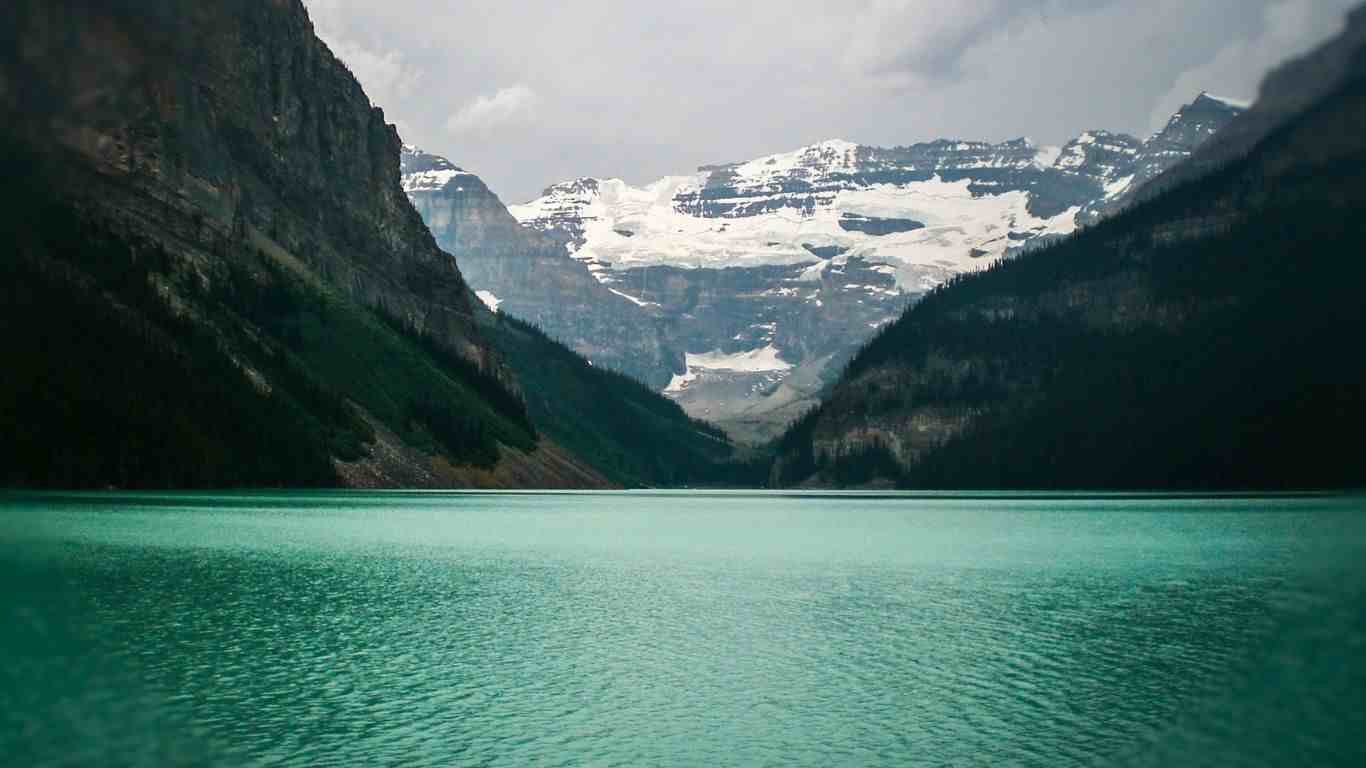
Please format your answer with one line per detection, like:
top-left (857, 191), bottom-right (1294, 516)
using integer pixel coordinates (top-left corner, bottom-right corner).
top-left (305, 0), bottom-right (1358, 203)
top-left (446, 84), bottom-right (540, 137)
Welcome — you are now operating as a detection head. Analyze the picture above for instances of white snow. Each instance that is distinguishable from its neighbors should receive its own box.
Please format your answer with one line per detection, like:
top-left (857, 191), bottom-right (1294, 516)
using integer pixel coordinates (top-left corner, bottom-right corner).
top-left (402, 168), bottom-right (475, 193)
top-left (664, 369), bottom-right (698, 393)
top-left (1103, 174), bottom-right (1135, 199)
top-left (1202, 92), bottom-right (1253, 110)
top-left (665, 344), bottom-right (792, 393)
top-left (687, 345), bottom-right (792, 372)
top-left (475, 290), bottom-right (502, 312)
top-left (732, 139), bottom-right (859, 180)
top-left (511, 165), bottom-right (1081, 293)
top-left (1034, 145), bottom-right (1063, 169)
top-left (607, 287), bottom-right (659, 307)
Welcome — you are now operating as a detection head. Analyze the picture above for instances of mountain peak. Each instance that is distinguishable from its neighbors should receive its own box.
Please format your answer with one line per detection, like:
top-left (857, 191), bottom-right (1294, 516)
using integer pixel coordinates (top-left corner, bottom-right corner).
top-left (1195, 91), bottom-right (1253, 111)
top-left (541, 177), bottom-right (604, 198)
top-left (397, 146), bottom-right (480, 196)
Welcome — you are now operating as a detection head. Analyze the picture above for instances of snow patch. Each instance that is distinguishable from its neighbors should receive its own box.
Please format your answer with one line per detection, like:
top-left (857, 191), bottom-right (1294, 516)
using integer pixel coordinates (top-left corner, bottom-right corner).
top-left (608, 287), bottom-right (658, 307)
top-left (475, 290), bottom-right (502, 312)
top-left (1034, 145), bottom-right (1063, 168)
top-left (1104, 175), bottom-right (1135, 199)
top-left (687, 345), bottom-right (792, 373)
top-left (403, 169), bottom-right (475, 193)
top-left (664, 369), bottom-right (698, 393)
top-left (513, 171), bottom-right (1081, 292)
top-left (1202, 92), bottom-right (1253, 110)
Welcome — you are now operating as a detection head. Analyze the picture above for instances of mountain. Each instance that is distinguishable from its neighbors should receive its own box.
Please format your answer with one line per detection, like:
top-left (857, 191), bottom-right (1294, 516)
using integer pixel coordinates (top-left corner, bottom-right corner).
top-left (399, 145), bottom-right (680, 387)
top-left (1130, 7), bottom-right (1366, 207)
top-left (768, 14), bottom-right (1366, 490)
top-left (498, 97), bottom-right (1242, 442)
top-left (1083, 92), bottom-right (1248, 219)
top-left (0, 0), bottom-right (731, 489)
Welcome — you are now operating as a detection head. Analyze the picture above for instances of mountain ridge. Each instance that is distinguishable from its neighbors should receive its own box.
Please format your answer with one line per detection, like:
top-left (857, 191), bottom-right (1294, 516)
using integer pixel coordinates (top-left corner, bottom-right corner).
top-left (402, 94), bottom-right (1242, 442)
top-left (0, 0), bottom-right (732, 489)
top-left (767, 22), bottom-right (1366, 489)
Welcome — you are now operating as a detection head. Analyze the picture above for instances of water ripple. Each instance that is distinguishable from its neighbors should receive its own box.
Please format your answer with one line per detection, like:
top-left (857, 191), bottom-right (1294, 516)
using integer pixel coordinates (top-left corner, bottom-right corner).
top-left (1, 492), bottom-right (1363, 766)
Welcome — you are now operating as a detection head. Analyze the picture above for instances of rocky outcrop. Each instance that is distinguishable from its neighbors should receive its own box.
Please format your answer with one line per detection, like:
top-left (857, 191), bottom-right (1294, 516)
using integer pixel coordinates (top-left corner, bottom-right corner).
top-left (1096, 93), bottom-right (1250, 217)
top-left (0, 0), bottom-right (636, 488)
top-left (401, 146), bottom-right (680, 386)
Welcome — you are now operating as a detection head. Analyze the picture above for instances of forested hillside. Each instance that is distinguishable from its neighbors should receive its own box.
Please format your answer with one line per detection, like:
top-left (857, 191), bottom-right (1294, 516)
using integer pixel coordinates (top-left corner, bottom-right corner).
top-left (0, 0), bottom-right (731, 489)
top-left (772, 44), bottom-right (1366, 490)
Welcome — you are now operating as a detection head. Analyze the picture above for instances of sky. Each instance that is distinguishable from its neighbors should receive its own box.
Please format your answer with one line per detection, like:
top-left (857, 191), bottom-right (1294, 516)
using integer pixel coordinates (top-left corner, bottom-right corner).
top-left (305, 0), bottom-right (1358, 203)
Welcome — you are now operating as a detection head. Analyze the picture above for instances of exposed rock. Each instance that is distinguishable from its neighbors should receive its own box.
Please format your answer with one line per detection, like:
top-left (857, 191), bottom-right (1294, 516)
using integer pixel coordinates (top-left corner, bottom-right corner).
top-left (1, 0), bottom-right (493, 366)
top-left (0, 0), bottom-right (623, 487)
top-left (401, 145), bottom-right (680, 387)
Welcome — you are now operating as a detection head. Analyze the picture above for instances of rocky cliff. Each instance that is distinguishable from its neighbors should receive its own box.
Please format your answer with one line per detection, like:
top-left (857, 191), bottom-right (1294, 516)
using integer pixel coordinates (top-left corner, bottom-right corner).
top-left (400, 145), bottom-right (681, 387)
top-left (1, 0), bottom-right (496, 363)
top-left (0, 0), bottom-right (619, 487)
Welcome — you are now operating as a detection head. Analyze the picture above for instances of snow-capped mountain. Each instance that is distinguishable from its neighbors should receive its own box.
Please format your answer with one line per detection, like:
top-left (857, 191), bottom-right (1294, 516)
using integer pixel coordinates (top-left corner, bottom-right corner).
top-left (1083, 92), bottom-right (1249, 218)
top-left (400, 144), bottom-right (681, 385)
top-left (404, 94), bottom-right (1243, 442)
top-left (513, 139), bottom-right (1084, 296)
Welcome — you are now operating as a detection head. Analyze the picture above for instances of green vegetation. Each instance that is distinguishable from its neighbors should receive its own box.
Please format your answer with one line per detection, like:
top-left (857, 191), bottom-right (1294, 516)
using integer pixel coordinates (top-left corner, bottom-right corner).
top-left (2, 200), bottom-right (353, 488)
top-left (0, 136), bottom-right (746, 489)
top-left (0, 142), bottom-right (536, 487)
top-left (775, 76), bottom-right (1366, 490)
top-left (213, 254), bottom-right (537, 467)
top-left (487, 314), bottom-right (741, 486)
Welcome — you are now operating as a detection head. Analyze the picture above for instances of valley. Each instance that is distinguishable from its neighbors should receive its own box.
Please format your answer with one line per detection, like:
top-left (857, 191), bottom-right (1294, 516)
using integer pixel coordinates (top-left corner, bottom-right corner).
top-left (406, 95), bottom-right (1244, 441)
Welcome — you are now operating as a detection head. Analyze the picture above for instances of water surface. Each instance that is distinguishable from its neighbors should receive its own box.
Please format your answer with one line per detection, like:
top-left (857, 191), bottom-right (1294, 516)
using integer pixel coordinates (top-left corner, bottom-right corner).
top-left (2, 491), bottom-right (1363, 766)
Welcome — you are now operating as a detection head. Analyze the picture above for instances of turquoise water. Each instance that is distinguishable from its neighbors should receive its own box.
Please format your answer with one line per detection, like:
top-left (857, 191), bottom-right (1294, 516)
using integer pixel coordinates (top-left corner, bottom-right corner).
top-left (1, 491), bottom-right (1363, 766)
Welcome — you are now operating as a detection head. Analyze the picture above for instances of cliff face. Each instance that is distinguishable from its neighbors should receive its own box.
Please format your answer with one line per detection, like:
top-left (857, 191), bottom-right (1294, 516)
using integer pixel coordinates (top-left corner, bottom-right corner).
top-left (0, 0), bottom-right (629, 488)
top-left (1, 0), bottom-right (486, 364)
top-left (0, 0), bottom-right (739, 489)
top-left (400, 146), bottom-right (682, 387)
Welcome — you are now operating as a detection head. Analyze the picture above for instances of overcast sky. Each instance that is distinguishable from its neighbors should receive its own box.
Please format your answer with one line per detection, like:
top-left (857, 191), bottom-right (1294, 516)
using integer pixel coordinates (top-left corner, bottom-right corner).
top-left (305, 0), bottom-right (1357, 203)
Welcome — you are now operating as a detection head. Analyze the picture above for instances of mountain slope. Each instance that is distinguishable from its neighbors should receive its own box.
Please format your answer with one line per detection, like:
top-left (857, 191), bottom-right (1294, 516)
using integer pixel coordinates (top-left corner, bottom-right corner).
top-left (400, 145), bottom-right (681, 387)
top-left (1129, 8), bottom-right (1366, 206)
top-left (396, 146), bottom-right (737, 483)
top-left (771, 26), bottom-right (1366, 490)
top-left (503, 97), bottom-right (1242, 441)
top-left (0, 0), bottom-right (729, 489)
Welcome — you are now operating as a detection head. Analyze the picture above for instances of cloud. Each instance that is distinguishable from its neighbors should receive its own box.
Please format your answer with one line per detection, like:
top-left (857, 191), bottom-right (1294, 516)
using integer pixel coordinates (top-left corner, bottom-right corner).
top-left (842, 0), bottom-right (1122, 82)
top-left (844, 0), bottom-right (1011, 80)
top-left (446, 85), bottom-right (539, 136)
top-left (326, 38), bottom-right (423, 108)
top-left (300, 0), bottom-right (1361, 203)
top-left (307, 2), bottom-right (422, 112)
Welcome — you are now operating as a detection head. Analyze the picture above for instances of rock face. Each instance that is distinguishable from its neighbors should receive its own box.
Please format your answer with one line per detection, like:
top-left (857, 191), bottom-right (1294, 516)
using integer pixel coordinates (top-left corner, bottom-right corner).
top-left (499, 95), bottom-right (1241, 441)
top-left (1, 0), bottom-right (494, 365)
top-left (0, 0), bottom-right (631, 488)
top-left (1097, 92), bottom-right (1250, 216)
top-left (400, 145), bottom-right (680, 387)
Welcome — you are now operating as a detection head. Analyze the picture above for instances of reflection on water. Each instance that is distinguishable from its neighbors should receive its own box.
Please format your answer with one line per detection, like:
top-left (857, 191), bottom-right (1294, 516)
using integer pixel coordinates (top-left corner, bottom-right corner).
top-left (1, 492), bottom-right (1363, 766)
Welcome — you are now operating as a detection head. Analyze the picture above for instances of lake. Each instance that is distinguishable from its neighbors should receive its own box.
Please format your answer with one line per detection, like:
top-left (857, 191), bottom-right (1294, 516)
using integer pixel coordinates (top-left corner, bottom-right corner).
top-left (2, 491), bottom-right (1363, 766)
